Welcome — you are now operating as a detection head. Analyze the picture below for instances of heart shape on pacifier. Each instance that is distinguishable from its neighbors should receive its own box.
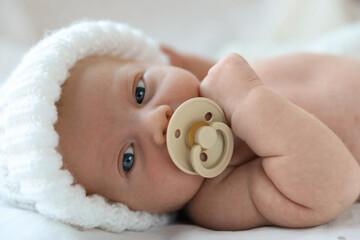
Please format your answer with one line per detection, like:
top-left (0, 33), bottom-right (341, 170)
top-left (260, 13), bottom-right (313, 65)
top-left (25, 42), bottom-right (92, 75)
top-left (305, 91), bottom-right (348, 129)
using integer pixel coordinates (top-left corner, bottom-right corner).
top-left (166, 97), bottom-right (234, 178)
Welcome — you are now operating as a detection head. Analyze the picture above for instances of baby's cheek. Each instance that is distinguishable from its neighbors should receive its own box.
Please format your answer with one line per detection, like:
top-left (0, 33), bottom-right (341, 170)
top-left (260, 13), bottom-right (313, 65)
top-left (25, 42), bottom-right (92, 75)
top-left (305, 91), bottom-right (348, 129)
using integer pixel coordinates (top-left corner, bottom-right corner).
top-left (172, 68), bottom-right (199, 89)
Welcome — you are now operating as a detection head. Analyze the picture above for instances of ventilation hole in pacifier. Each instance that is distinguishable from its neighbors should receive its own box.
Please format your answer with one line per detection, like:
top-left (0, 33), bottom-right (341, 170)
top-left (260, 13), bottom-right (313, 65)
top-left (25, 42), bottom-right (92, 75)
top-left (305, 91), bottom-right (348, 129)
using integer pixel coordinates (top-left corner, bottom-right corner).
top-left (204, 112), bottom-right (212, 121)
top-left (200, 152), bottom-right (208, 162)
top-left (175, 129), bottom-right (181, 138)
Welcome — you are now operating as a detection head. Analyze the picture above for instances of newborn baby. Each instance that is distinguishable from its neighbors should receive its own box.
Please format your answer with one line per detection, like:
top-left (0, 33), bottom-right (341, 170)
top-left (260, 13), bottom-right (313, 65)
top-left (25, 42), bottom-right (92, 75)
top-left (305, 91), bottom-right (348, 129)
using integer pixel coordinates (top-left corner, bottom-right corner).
top-left (1, 20), bottom-right (359, 232)
top-left (55, 51), bottom-right (360, 230)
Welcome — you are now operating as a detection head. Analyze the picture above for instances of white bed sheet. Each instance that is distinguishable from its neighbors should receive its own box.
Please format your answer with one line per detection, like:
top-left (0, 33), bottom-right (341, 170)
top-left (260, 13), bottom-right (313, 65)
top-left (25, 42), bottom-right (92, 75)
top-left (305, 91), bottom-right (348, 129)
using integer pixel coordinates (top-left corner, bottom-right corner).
top-left (1, 200), bottom-right (360, 240)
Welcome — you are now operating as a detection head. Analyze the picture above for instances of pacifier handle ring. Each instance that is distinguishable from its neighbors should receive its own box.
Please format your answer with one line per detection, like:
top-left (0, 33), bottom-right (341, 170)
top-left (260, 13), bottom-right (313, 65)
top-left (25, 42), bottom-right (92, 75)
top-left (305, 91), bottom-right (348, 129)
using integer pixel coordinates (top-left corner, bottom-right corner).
top-left (190, 121), bottom-right (234, 178)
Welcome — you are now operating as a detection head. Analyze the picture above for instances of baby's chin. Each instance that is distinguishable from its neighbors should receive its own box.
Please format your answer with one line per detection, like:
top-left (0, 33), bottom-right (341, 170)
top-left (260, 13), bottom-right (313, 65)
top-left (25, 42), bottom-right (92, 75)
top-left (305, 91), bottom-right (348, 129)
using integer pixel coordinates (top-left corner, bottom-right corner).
top-left (154, 165), bottom-right (204, 213)
top-left (143, 178), bottom-right (203, 214)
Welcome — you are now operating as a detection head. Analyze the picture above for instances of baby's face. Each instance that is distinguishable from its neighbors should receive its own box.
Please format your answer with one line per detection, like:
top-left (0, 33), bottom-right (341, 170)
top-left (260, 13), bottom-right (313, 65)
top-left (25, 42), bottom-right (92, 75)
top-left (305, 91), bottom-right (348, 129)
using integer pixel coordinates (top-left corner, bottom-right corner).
top-left (55, 56), bottom-right (204, 213)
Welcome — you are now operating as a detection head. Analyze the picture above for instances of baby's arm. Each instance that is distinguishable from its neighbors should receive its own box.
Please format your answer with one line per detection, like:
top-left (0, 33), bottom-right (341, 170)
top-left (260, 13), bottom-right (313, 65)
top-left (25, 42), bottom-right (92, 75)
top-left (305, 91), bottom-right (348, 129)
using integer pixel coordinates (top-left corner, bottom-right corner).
top-left (187, 54), bottom-right (360, 230)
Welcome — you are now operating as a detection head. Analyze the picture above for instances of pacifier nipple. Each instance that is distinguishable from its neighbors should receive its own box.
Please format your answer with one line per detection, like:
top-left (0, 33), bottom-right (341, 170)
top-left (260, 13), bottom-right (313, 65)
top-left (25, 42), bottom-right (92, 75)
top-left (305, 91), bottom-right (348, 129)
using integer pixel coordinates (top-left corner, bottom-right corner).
top-left (194, 125), bottom-right (217, 149)
top-left (166, 97), bottom-right (234, 178)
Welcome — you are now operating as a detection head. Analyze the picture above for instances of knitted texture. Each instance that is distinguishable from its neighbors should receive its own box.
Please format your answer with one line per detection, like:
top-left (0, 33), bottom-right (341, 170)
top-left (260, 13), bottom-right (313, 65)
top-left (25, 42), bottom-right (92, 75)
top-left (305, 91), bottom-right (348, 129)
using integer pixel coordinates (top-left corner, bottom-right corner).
top-left (0, 20), bottom-right (174, 232)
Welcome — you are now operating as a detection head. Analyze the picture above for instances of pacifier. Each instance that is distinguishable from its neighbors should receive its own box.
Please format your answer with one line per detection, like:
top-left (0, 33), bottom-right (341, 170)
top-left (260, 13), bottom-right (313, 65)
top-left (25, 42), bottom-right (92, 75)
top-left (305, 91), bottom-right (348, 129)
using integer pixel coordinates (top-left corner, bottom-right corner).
top-left (166, 97), bottom-right (234, 178)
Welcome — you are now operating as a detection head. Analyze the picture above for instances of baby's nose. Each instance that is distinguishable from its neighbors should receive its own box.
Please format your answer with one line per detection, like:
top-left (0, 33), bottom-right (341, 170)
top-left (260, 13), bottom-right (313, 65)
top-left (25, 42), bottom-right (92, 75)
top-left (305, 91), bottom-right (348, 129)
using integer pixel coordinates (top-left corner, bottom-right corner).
top-left (145, 105), bottom-right (172, 145)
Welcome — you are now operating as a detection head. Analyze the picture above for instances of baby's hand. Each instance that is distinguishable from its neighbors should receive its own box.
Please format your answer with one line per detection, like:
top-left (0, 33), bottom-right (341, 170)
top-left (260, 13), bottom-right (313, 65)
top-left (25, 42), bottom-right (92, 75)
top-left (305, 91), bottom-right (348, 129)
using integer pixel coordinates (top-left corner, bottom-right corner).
top-left (200, 53), bottom-right (263, 123)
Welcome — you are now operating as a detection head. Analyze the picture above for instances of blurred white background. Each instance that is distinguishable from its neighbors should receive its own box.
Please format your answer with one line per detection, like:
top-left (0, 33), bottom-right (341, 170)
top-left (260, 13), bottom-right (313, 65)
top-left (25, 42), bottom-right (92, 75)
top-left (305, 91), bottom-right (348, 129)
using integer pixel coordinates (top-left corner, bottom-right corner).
top-left (1, 0), bottom-right (360, 81)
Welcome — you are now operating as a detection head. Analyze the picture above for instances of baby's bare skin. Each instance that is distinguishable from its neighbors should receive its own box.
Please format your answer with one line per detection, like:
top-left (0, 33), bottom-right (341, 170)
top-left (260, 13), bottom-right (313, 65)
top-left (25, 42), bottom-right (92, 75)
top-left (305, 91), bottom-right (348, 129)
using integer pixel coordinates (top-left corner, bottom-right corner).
top-left (183, 53), bottom-right (360, 230)
top-left (55, 52), bottom-right (360, 231)
top-left (254, 54), bottom-right (360, 162)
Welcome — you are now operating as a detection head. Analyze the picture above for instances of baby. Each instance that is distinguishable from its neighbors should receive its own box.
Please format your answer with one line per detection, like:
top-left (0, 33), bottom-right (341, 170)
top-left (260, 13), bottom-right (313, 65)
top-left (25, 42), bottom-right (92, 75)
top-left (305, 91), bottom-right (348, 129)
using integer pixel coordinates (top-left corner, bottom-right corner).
top-left (55, 50), bottom-right (360, 230)
top-left (1, 20), bottom-right (360, 232)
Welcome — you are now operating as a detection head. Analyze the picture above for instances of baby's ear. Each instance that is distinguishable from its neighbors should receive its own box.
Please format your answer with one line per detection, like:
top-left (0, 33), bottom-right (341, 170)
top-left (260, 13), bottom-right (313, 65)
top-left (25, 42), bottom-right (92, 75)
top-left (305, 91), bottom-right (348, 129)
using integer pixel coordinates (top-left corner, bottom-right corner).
top-left (160, 45), bottom-right (186, 68)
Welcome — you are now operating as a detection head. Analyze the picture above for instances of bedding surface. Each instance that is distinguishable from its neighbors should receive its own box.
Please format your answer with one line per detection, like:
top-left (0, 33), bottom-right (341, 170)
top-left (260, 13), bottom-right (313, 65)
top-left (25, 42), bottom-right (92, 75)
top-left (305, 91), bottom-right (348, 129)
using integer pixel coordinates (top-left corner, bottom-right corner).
top-left (1, 200), bottom-right (360, 240)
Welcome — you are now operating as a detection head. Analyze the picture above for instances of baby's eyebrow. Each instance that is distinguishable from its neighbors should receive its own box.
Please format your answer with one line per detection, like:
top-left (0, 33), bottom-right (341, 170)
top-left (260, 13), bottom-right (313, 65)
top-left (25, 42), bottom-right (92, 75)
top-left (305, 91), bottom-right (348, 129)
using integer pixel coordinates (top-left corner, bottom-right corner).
top-left (112, 64), bottom-right (132, 104)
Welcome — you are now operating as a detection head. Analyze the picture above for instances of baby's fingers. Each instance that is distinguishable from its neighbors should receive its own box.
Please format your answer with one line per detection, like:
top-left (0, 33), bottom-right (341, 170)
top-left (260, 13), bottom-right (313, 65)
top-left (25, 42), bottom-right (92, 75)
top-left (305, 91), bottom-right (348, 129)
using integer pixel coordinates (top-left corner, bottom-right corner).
top-left (201, 53), bottom-right (263, 120)
top-left (211, 53), bottom-right (261, 86)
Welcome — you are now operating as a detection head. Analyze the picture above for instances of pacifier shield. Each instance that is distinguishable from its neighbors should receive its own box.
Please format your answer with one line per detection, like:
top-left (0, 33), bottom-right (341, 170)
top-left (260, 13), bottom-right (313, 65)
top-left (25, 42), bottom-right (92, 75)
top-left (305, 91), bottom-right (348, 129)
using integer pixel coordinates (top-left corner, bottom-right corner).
top-left (166, 97), bottom-right (234, 178)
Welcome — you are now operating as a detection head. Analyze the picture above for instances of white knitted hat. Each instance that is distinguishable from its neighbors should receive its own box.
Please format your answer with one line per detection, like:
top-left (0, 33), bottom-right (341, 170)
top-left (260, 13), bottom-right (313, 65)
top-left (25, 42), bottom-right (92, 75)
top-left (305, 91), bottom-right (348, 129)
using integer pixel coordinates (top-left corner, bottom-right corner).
top-left (0, 20), bottom-right (175, 232)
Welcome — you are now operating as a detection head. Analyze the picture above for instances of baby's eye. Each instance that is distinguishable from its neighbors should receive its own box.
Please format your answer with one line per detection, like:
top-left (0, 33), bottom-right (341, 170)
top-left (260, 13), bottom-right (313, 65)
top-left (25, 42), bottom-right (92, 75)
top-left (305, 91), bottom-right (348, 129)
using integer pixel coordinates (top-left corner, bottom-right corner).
top-left (135, 79), bottom-right (145, 104)
top-left (123, 145), bottom-right (135, 173)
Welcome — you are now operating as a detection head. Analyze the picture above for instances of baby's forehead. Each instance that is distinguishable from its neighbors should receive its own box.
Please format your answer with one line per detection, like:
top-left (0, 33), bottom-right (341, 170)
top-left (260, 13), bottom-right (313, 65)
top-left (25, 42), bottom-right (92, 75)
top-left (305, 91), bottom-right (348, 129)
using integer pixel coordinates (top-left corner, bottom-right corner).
top-left (58, 56), bottom-right (146, 110)
top-left (72, 56), bottom-right (137, 70)
top-left (67, 56), bottom-right (152, 89)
